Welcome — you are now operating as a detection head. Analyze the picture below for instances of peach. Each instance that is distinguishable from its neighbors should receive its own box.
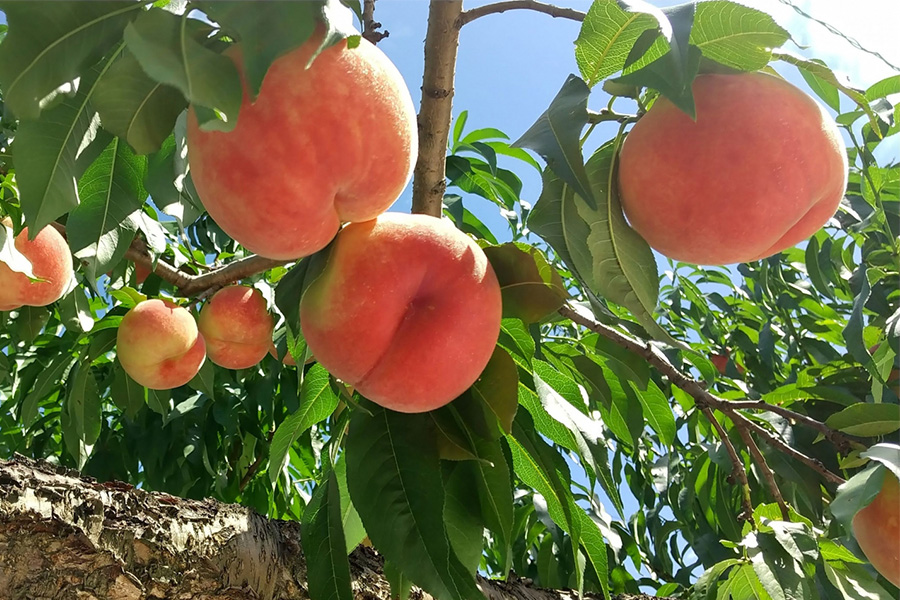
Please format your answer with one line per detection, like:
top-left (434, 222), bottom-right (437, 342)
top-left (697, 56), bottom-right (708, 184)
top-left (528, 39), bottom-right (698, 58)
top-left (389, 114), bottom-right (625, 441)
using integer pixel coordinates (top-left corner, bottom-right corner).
top-left (300, 214), bottom-right (502, 413)
top-left (268, 343), bottom-right (298, 367)
top-left (117, 299), bottom-right (207, 389)
top-left (617, 72), bottom-right (847, 265)
top-left (853, 470), bottom-right (900, 586)
top-left (198, 285), bottom-right (273, 369)
top-left (0, 221), bottom-right (73, 310)
top-left (187, 31), bottom-right (417, 260)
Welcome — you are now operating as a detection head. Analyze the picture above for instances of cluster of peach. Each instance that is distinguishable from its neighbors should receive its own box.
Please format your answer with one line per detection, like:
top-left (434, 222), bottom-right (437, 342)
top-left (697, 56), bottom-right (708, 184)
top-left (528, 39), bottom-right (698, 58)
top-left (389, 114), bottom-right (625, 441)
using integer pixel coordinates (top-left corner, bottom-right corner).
top-left (117, 31), bottom-right (503, 414)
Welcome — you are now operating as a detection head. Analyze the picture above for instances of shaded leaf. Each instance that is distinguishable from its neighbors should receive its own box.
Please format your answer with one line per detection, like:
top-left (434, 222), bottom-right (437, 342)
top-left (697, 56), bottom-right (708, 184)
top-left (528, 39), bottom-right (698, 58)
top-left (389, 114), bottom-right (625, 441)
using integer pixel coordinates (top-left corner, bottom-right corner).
top-left (301, 470), bottom-right (353, 600)
top-left (483, 242), bottom-right (568, 323)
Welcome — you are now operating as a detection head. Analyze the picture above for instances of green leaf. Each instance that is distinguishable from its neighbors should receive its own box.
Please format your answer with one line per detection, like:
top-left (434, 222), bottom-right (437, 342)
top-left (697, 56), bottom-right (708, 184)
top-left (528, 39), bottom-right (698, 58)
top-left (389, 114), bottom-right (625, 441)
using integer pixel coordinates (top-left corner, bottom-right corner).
top-left (21, 352), bottom-right (79, 426)
top-left (93, 49), bottom-right (187, 155)
top-left (866, 75), bottom-right (900, 101)
top-left (483, 242), bottom-right (568, 323)
top-left (57, 288), bottom-right (94, 333)
top-left (798, 59), bottom-right (841, 112)
top-left (123, 9), bottom-right (242, 131)
top-left (267, 364), bottom-right (339, 485)
top-left (578, 510), bottom-right (610, 600)
top-left (457, 347), bottom-right (519, 437)
top-left (301, 470), bottom-right (353, 600)
top-left (612, 44), bottom-right (702, 117)
top-left (188, 358), bottom-right (215, 399)
top-left (689, 1), bottom-right (789, 71)
top-left (463, 436), bottom-right (514, 571)
top-left (823, 560), bottom-right (894, 600)
top-left (861, 443), bottom-right (900, 481)
top-left (0, 223), bottom-right (38, 279)
top-left (508, 411), bottom-right (581, 553)
top-left (718, 564), bottom-right (770, 600)
top-left (628, 379), bottom-right (676, 447)
top-left (13, 55), bottom-right (113, 232)
top-left (692, 559), bottom-right (741, 600)
top-left (15, 306), bottom-right (51, 343)
top-left (110, 364), bottom-right (145, 421)
top-left (144, 129), bottom-right (204, 226)
top-left (843, 269), bottom-right (872, 366)
top-left (197, 0), bottom-right (355, 99)
top-left (346, 403), bottom-right (482, 600)
top-left (830, 465), bottom-right (885, 534)
top-left (334, 455), bottom-right (366, 553)
top-left (562, 142), bottom-right (681, 347)
top-left (444, 463), bottom-right (485, 573)
top-left (0, 1), bottom-right (141, 119)
top-left (513, 75), bottom-right (597, 210)
top-left (825, 403), bottom-right (900, 437)
top-left (773, 50), bottom-right (880, 138)
top-left (68, 137), bottom-right (148, 277)
top-left (66, 362), bottom-right (101, 447)
top-left (574, 0), bottom-right (666, 87)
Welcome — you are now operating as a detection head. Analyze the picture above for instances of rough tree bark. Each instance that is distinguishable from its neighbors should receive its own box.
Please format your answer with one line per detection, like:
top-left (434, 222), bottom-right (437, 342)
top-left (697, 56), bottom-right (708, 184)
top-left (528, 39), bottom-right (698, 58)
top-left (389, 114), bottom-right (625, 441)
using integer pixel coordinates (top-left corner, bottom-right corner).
top-left (0, 457), bottom-right (670, 600)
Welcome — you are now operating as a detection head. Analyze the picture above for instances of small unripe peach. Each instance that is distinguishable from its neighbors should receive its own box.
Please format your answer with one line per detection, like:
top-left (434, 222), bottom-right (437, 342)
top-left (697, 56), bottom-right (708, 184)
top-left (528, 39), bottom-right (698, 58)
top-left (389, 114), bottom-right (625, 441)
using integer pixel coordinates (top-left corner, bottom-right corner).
top-left (300, 213), bottom-right (502, 413)
top-left (117, 299), bottom-right (207, 389)
top-left (198, 286), bottom-right (274, 369)
top-left (0, 221), bottom-right (73, 310)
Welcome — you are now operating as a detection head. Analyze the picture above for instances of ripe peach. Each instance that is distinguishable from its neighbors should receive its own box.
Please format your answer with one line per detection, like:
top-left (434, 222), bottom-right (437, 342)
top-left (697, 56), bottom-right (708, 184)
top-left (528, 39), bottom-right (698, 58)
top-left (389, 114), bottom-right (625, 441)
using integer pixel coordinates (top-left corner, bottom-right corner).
top-left (0, 221), bottom-right (73, 310)
top-left (117, 299), bottom-right (207, 389)
top-left (198, 285), bottom-right (273, 369)
top-left (617, 72), bottom-right (847, 265)
top-left (187, 31), bottom-right (417, 260)
top-left (300, 214), bottom-right (502, 413)
top-left (853, 470), bottom-right (900, 586)
top-left (710, 353), bottom-right (745, 376)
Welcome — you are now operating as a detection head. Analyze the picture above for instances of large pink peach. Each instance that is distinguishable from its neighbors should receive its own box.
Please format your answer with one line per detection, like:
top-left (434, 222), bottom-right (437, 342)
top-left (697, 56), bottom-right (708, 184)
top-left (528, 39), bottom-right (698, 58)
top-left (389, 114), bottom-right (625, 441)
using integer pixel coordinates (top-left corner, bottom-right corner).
top-left (853, 470), bottom-right (900, 586)
top-left (617, 72), bottom-right (847, 265)
top-left (117, 299), bottom-right (207, 390)
top-left (198, 285), bottom-right (273, 369)
top-left (300, 214), bottom-right (502, 413)
top-left (187, 31), bottom-right (417, 260)
top-left (0, 221), bottom-right (73, 310)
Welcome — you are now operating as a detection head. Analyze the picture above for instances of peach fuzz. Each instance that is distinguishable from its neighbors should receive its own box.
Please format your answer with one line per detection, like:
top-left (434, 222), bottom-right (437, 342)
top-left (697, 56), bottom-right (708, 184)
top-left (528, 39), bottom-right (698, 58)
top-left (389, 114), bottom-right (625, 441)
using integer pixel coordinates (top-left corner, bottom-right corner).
top-left (617, 72), bottom-right (847, 265)
top-left (0, 221), bottom-right (73, 311)
top-left (853, 470), bottom-right (900, 586)
top-left (117, 299), bottom-right (207, 390)
top-left (186, 31), bottom-right (417, 260)
top-left (300, 213), bottom-right (502, 413)
top-left (198, 286), bottom-right (274, 370)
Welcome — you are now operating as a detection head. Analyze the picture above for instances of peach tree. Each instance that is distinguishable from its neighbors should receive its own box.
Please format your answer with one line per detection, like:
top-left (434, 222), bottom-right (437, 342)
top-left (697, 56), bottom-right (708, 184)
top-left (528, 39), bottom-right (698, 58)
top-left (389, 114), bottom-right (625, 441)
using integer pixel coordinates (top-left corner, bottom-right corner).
top-left (0, 1), bottom-right (897, 599)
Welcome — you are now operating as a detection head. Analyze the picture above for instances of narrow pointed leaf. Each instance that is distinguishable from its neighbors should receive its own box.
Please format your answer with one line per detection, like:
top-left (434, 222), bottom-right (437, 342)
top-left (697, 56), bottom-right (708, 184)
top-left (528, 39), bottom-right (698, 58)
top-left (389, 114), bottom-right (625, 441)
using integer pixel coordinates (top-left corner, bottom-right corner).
top-left (94, 49), bottom-right (187, 154)
top-left (513, 75), bottom-right (596, 209)
top-left (301, 470), bottom-right (353, 600)
top-left (0, 1), bottom-right (140, 119)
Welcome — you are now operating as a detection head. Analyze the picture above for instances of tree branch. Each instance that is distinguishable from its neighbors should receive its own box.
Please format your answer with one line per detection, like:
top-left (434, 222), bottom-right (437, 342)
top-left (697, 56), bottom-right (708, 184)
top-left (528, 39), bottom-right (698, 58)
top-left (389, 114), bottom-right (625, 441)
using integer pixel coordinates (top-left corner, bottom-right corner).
top-left (51, 222), bottom-right (289, 299)
top-left (412, 0), bottom-right (463, 217)
top-left (702, 406), bottom-right (755, 524)
top-left (457, 1), bottom-right (585, 27)
top-left (724, 399), bottom-right (862, 453)
top-left (0, 456), bottom-right (675, 600)
top-left (726, 410), bottom-right (846, 485)
top-left (361, 0), bottom-right (389, 44)
top-left (733, 422), bottom-right (790, 520)
top-left (558, 303), bottom-right (848, 487)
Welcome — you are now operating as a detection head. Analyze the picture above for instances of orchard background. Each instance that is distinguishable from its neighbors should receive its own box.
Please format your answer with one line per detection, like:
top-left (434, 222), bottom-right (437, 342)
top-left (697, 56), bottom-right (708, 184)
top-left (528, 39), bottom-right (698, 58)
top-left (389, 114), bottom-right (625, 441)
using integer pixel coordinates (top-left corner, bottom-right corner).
top-left (0, 1), bottom-right (898, 600)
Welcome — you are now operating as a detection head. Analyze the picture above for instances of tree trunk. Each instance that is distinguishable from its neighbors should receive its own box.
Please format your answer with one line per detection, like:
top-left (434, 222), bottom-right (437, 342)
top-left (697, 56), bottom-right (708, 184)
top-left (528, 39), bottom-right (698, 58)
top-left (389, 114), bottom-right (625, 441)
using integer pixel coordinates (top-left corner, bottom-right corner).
top-left (0, 456), bottom-right (667, 600)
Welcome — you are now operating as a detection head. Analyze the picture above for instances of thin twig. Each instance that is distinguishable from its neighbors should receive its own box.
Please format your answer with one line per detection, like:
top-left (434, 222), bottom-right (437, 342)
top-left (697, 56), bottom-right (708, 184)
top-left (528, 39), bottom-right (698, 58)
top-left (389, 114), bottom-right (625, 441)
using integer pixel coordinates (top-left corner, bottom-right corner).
top-left (412, 0), bottom-right (463, 218)
top-left (457, 0), bottom-right (585, 27)
top-left (702, 406), bottom-right (755, 524)
top-left (726, 410), bottom-right (846, 485)
top-left (724, 399), bottom-right (863, 453)
top-left (361, 0), bottom-right (389, 44)
top-left (239, 428), bottom-right (276, 493)
top-left (733, 423), bottom-right (790, 520)
top-left (558, 303), bottom-right (848, 487)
